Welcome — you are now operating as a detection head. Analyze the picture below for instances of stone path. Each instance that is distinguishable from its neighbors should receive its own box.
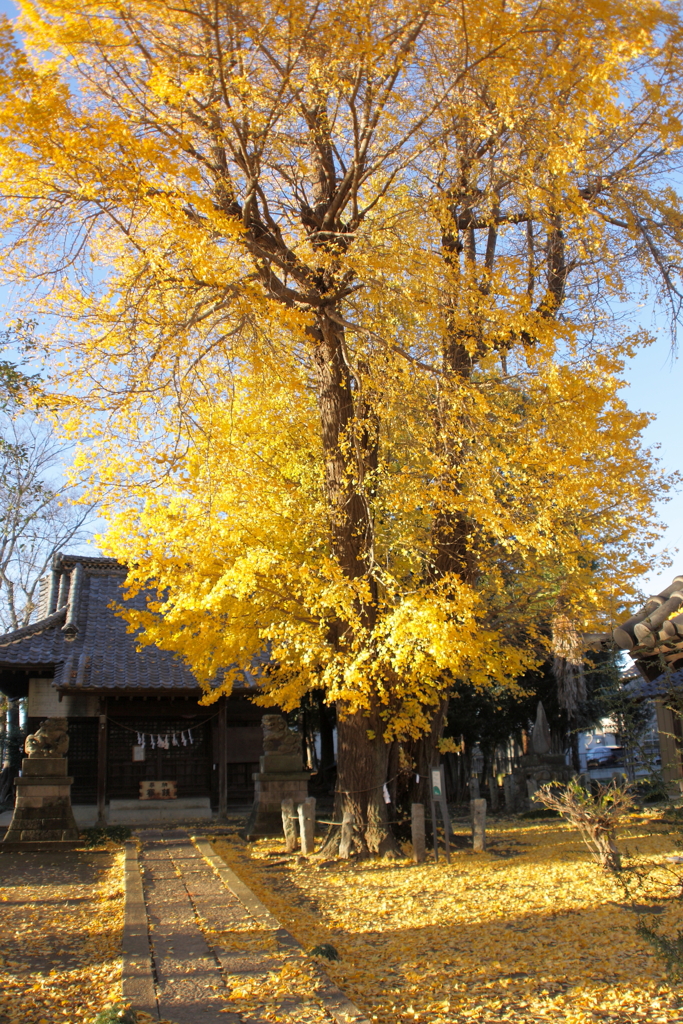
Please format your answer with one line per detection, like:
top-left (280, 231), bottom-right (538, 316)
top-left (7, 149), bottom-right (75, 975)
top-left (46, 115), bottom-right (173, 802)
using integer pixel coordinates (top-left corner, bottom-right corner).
top-left (125, 830), bottom-right (368, 1024)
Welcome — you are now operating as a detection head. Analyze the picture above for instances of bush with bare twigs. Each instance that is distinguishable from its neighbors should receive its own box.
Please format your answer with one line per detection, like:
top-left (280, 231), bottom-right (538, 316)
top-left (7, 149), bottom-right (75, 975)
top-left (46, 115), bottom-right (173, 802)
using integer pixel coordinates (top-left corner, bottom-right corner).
top-left (535, 780), bottom-right (634, 872)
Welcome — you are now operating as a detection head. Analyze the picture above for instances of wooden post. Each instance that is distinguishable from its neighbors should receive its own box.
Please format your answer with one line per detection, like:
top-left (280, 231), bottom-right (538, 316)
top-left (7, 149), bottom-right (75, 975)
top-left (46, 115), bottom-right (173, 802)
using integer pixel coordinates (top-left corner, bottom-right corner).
top-left (281, 798), bottom-right (297, 852)
top-left (97, 698), bottom-right (107, 827)
top-left (298, 797), bottom-right (316, 855)
top-left (439, 796), bottom-right (451, 864)
top-left (471, 797), bottom-right (486, 852)
top-left (503, 774), bottom-right (518, 813)
top-left (429, 791), bottom-right (439, 862)
top-left (339, 810), bottom-right (355, 859)
top-left (218, 696), bottom-right (227, 821)
top-left (488, 775), bottom-right (499, 812)
top-left (411, 803), bottom-right (426, 864)
top-left (654, 699), bottom-right (683, 791)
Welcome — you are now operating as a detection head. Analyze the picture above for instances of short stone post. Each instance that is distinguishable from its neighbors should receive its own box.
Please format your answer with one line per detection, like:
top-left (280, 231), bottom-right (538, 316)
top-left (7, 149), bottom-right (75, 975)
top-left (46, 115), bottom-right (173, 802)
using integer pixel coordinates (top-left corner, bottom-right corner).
top-left (281, 798), bottom-right (298, 853)
top-left (471, 797), bottom-right (486, 852)
top-left (411, 803), bottom-right (426, 864)
top-left (298, 797), bottom-right (316, 855)
top-left (488, 775), bottom-right (499, 812)
top-left (339, 810), bottom-right (355, 859)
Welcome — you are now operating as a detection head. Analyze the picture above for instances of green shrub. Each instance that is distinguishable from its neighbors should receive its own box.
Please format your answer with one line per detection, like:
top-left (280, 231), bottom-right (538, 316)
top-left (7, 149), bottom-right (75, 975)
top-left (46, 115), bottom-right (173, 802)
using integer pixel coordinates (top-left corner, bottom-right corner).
top-left (92, 1005), bottom-right (138, 1024)
top-left (80, 826), bottom-right (132, 848)
top-left (632, 774), bottom-right (669, 805)
top-left (309, 942), bottom-right (340, 960)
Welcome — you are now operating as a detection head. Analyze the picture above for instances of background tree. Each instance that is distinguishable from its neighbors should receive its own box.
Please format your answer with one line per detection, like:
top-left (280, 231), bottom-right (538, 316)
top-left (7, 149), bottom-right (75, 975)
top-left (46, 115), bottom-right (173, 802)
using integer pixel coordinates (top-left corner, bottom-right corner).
top-left (434, 649), bottom-right (618, 802)
top-left (0, 0), bottom-right (681, 849)
top-left (0, 321), bottom-right (39, 409)
top-left (0, 407), bottom-right (97, 631)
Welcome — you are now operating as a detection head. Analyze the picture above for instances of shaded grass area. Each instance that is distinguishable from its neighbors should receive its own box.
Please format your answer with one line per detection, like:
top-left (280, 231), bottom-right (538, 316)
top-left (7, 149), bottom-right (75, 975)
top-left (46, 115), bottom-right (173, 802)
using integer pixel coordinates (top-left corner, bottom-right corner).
top-left (0, 849), bottom-right (124, 1024)
top-left (212, 815), bottom-right (683, 1024)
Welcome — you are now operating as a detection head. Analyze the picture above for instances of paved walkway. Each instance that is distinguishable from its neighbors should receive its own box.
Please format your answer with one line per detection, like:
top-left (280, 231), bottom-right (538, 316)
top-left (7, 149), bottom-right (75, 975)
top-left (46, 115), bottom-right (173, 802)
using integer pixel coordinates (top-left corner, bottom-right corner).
top-left (125, 830), bottom-right (367, 1024)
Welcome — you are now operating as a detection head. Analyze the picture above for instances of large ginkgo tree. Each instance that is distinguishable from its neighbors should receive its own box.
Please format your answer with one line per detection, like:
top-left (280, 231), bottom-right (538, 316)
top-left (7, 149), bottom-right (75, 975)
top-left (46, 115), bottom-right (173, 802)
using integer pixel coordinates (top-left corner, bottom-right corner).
top-left (0, 0), bottom-right (681, 850)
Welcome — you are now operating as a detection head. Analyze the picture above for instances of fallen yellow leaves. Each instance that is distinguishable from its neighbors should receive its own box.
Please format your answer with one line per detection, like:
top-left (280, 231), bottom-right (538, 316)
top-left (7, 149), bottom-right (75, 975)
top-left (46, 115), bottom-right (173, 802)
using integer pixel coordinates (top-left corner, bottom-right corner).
top-left (212, 814), bottom-right (683, 1024)
top-left (0, 848), bottom-right (125, 1024)
top-left (196, 918), bottom-right (333, 1022)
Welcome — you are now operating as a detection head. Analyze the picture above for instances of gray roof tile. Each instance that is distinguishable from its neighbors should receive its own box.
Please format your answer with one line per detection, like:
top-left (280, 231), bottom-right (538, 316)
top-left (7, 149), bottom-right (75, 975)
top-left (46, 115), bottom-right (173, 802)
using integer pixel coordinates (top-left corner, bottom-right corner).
top-left (0, 555), bottom-right (203, 693)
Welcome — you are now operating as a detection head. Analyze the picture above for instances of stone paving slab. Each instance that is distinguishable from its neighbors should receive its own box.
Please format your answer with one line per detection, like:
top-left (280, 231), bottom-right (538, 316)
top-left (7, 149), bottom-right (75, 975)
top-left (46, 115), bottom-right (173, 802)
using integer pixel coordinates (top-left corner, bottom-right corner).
top-left (192, 836), bottom-right (371, 1024)
top-left (124, 830), bottom-right (370, 1024)
top-left (142, 841), bottom-right (235, 1024)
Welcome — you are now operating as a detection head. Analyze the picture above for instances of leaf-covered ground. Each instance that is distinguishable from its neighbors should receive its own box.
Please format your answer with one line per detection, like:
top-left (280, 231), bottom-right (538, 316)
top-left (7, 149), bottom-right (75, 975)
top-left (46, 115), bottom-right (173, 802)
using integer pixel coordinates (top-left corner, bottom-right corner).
top-left (0, 848), bottom-right (124, 1024)
top-left (212, 814), bottom-right (683, 1024)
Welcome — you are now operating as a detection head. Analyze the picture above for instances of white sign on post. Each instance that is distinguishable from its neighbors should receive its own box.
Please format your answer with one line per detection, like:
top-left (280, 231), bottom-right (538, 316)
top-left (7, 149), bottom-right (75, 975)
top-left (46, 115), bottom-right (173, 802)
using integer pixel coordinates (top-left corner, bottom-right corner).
top-left (430, 765), bottom-right (451, 864)
top-left (431, 768), bottom-right (442, 797)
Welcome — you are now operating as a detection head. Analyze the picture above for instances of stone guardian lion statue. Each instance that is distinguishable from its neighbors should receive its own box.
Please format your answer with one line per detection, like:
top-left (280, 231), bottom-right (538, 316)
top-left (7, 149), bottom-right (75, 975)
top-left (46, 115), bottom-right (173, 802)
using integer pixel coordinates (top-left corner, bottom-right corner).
top-left (261, 714), bottom-right (300, 756)
top-left (24, 717), bottom-right (69, 758)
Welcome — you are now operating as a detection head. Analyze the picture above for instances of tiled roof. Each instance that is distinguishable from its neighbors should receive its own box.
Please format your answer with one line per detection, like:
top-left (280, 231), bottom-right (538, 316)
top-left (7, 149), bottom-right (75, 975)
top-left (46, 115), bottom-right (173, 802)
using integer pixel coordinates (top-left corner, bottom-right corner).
top-left (0, 553), bottom-right (235, 694)
top-left (627, 669), bottom-right (683, 698)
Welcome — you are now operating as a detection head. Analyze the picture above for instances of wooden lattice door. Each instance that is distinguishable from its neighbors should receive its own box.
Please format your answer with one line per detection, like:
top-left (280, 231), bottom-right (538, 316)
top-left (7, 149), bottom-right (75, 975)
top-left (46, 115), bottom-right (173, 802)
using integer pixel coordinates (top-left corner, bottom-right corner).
top-left (106, 716), bottom-right (211, 799)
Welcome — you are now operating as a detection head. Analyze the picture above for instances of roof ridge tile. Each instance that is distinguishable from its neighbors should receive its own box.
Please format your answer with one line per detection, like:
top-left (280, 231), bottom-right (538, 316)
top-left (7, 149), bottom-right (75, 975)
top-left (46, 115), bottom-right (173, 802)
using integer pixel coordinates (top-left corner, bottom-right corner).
top-left (0, 606), bottom-right (67, 646)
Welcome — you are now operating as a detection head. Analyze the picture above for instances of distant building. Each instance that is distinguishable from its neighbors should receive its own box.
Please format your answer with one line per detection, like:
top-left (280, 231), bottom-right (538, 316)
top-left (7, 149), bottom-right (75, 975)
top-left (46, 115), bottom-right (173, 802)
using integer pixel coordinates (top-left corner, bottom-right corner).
top-left (0, 553), bottom-right (266, 824)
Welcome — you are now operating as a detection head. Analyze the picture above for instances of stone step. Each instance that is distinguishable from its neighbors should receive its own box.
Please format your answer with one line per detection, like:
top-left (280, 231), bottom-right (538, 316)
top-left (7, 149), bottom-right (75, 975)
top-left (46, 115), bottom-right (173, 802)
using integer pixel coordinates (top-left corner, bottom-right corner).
top-left (6, 828), bottom-right (79, 841)
top-left (109, 797), bottom-right (212, 825)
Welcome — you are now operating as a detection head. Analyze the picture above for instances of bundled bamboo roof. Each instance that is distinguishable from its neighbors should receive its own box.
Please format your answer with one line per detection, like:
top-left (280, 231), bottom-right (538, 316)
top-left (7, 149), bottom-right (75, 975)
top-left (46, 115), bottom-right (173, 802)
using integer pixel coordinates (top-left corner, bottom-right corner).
top-left (589, 575), bottom-right (683, 682)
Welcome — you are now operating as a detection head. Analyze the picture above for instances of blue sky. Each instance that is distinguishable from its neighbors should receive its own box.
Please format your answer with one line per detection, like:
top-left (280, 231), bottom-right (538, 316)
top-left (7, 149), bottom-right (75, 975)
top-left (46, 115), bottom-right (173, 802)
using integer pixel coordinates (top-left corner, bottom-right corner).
top-left (619, 331), bottom-right (682, 595)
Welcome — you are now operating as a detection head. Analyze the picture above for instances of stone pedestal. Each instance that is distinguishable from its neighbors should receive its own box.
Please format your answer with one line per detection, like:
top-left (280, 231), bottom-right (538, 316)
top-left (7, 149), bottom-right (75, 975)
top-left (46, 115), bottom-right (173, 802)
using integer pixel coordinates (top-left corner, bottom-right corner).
top-left (510, 753), bottom-right (572, 812)
top-left (245, 753), bottom-right (310, 838)
top-left (504, 701), bottom-right (572, 813)
top-left (3, 757), bottom-right (79, 843)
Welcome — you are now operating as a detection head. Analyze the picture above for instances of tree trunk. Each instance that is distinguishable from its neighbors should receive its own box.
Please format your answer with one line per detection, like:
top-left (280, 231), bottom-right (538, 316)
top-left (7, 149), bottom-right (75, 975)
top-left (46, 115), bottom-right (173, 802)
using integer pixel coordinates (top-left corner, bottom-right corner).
top-left (569, 718), bottom-right (581, 774)
top-left (312, 311), bottom-right (397, 852)
top-left (312, 312), bottom-right (376, 582)
top-left (320, 704), bottom-right (395, 856)
top-left (593, 828), bottom-right (622, 872)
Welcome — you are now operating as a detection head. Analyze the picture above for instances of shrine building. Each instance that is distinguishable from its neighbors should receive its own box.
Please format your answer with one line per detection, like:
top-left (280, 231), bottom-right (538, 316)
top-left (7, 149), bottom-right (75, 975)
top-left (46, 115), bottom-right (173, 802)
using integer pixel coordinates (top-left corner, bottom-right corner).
top-left (0, 553), bottom-right (266, 824)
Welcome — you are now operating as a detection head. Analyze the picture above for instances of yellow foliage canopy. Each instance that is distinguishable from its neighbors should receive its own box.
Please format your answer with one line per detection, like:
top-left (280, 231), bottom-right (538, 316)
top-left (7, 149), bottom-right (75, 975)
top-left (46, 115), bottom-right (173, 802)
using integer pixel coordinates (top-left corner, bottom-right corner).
top-left (0, 0), bottom-right (680, 742)
top-left (94, 341), bottom-right (665, 738)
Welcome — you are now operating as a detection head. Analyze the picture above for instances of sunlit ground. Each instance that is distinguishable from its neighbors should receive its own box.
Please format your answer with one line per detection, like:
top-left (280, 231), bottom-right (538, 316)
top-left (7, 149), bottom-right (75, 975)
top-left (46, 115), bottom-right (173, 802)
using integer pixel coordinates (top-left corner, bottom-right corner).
top-left (0, 848), bottom-right (124, 1024)
top-left (213, 813), bottom-right (683, 1024)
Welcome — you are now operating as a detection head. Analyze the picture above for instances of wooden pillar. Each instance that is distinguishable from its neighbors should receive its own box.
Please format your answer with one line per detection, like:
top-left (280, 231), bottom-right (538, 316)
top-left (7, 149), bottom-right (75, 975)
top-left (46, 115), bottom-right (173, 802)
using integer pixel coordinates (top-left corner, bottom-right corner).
top-left (471, 797), bottom-right (486, 852)
top-left (411, 803), bottom-right (426, 864)
top-left (97, 697), bottom-right (107, 826)
top-left (655, 700), bottom-right (683, 792)
top-left (218, 696), bottom-right (227, 820)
